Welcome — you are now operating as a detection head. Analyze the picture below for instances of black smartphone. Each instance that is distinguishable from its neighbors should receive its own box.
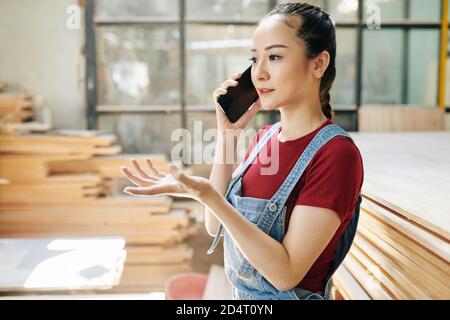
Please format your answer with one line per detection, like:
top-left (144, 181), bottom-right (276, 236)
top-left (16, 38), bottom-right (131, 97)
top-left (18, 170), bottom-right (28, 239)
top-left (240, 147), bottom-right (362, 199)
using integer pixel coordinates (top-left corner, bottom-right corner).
top-left (217, 65), bottom-right (259, 123)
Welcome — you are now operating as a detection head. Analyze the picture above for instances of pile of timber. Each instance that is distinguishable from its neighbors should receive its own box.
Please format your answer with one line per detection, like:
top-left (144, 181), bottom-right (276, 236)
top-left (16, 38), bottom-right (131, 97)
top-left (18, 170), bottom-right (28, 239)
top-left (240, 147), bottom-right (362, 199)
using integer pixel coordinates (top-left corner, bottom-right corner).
top-left (0, 86), bottom-right (52, 133)
top-left (0, 128), bottom-right (201, 294)
top-left (0, 93), bottom-right (34, 124)
top-left (333, 132), bottom-right (450, 300)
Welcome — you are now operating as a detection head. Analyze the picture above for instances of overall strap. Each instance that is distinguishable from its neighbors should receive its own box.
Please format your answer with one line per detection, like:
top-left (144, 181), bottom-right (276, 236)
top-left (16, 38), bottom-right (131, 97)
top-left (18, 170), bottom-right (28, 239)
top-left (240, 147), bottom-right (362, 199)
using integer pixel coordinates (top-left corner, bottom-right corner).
top-left (234, 121), bottom-right (282, 180)
top-left (207, 121), bottom-right (281, 255)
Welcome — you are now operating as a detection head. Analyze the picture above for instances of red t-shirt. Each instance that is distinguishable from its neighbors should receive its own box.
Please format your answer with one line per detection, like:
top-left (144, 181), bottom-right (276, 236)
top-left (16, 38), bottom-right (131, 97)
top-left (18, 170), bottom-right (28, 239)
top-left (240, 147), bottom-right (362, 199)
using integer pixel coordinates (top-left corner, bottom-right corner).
top-left (240, 119), bottom-right (364, 293)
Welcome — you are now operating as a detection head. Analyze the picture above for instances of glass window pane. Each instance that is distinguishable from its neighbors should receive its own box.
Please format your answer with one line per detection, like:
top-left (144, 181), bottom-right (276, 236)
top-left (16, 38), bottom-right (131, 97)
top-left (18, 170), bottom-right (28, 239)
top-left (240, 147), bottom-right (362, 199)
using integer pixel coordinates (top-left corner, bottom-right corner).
top-left (364, 0), bottom-right (404, 20)
top-left (185, 24), bottom-right (255, 106)
top-left (408, 30), bottom-right (439, 105)
top-left (98, 113), bottom-right (181, 154)
top-left (332, 28), bottom-right (357, 105)
top-left (185, 112), bottom-right (217, 165)
top-left (409, 0), bottom-right (440, 20)
top-left (95, 0), bottom-right (178, 18)
top-left (185, 112), bottom-right (263, 165)
top-left (362, 29), bottom-right (403, 104)
top-left (96, 25), bottom-right (181, 106)
top-left (364, 0), bottom-right (440, 21)
top-left (328, 0), bottom-right (358, 21)
top-left (333, 112), bottom-right (357, 131)
top-left (187, 0), bottom-right (268, 19)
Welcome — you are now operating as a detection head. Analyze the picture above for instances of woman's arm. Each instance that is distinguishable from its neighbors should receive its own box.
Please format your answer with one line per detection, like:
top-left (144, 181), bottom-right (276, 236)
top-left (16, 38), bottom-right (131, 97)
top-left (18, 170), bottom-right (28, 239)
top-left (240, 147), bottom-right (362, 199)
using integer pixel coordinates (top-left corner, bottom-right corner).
top-left (120, 158), bottom-right (340, 292)
top-left (203, 189), bottom-right (340, 291)
top-left (204, 133), bottom-right (239, 237)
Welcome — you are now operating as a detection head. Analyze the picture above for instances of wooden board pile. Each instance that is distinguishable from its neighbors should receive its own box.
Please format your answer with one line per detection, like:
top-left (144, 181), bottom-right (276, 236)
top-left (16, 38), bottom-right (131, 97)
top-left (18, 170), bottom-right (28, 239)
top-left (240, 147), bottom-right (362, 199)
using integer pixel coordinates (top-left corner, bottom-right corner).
top-left (0, 126), bottom-right (200, 293)
top-left (333, 132), bottom-right (450, 300)
top-left (0, 93), bottom-right (34, 124)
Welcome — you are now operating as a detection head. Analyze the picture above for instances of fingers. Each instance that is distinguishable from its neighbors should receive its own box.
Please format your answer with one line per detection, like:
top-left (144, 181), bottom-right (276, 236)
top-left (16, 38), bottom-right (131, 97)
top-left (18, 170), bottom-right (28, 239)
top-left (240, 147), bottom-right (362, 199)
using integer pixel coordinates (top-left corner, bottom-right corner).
top-left (212, 72), bottom-right (242, 102)
top-left (220, 79), bottom-right (239, 90)
top-left (231, 72), bottom-right (242, 80)
top-left (120, 166), bottom-right (156, 187)
top-left (131, 158), bottom-right (151, 179)
top-left (145, 158), bottom-right (165, 178)
top-left (235, 98), bottom-right (261, 128)
top-left (169, 165), bottom-right (193, 187)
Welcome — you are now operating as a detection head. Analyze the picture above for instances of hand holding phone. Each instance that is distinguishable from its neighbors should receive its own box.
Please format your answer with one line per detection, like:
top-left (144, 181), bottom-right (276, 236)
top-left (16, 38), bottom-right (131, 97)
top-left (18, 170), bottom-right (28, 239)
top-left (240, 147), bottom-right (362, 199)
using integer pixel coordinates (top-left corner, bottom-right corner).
top-left (215, 65), bottom-right (260, 124)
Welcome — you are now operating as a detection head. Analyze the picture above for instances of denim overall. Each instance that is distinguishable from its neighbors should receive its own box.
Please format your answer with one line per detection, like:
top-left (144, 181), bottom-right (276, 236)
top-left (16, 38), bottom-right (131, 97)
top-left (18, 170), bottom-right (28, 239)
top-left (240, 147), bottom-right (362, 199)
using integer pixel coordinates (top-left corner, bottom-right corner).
top-left (207, 121), bottom-right (362, 300)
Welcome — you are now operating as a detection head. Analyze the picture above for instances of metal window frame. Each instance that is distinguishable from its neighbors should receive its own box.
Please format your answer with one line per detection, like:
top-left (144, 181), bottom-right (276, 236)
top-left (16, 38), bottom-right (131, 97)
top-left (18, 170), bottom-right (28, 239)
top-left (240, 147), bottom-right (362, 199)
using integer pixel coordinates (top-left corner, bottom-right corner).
top-left (85, 0), bottom-right (449, 132)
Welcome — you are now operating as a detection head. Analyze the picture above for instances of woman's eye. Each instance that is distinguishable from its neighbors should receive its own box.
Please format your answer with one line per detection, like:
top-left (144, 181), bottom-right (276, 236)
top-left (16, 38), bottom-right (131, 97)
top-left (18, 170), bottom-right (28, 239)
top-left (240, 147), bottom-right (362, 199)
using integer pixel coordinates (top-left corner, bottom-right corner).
top-left (248, 55), bottom-right (281, 63)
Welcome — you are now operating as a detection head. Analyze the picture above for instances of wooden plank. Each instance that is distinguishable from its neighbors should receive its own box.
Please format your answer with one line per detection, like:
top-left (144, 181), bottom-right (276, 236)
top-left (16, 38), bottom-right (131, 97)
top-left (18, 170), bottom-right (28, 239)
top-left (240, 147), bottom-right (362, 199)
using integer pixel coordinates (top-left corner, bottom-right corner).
top-left (0, 154), bottom-right (89, 182)
top-left (333, 265), bottom-right (371, 300)
top-left (0, 134), bottom-right (121, 155)
top-left (0, 122), bottom-right (51, 133)
top-left (0, 237), bottom-right (125, 292)
top-left (0, 94), bottom-right (33, 109)
top-left (0, 210), bottom-right (190, 228)
top-left (125, 244), bottom-right (193, 265)
top-left (359, 211), bottom-right (450, 278)
top-left (350, 242), bottom-right (419, 299)
top-left (358, 106), bottom-right (445, 132)
top-left (361, 198), bottom-right (450, 262)
top-left (343, 253), bottom-right (394, 300)
top-left (354, 232), bottom-right (449, 299)
top-left (48, 154), bottom-right (170, 178)
top-left (0, 225), bottom-right (197, 246)
top-left (349, 132), bottom-right (450, 240)
top-left (0, 175), bottom-right (105, 203)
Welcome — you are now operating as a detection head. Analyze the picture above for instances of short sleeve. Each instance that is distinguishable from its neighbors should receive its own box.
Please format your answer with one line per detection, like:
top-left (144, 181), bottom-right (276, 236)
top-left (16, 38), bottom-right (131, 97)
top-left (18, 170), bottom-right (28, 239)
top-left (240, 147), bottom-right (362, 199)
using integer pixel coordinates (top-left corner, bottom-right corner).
top-left (296, 137), bottom-right (364, 223)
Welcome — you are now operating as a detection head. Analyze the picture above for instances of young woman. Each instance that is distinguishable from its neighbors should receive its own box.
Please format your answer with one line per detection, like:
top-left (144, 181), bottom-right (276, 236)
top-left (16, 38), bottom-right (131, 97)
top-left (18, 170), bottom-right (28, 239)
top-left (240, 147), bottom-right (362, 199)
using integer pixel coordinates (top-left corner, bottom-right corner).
top-left (121, 2), bottom-right (364, 300)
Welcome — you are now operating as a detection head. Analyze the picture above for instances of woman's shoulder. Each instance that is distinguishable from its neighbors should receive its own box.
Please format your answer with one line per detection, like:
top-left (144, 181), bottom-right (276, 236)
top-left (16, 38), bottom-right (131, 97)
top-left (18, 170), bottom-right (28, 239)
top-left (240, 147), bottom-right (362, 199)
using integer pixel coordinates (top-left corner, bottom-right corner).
top-left (317, 134), bottom-right (363, 169)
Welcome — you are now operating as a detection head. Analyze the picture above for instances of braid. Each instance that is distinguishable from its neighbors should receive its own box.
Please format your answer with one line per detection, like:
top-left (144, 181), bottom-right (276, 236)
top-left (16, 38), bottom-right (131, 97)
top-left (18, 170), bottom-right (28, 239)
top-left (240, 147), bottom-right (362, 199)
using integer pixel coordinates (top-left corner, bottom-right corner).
top-left (320, 64), bottom-right (336, 120)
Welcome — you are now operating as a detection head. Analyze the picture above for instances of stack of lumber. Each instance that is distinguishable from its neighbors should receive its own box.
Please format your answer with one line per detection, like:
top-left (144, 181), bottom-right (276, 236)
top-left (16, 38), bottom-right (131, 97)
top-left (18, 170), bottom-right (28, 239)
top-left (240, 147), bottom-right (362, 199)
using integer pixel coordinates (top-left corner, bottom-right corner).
top-left (0, 237), bottom-right (126, 292)
top-left (0, 131), bottom-right (123, 204)
top-left (0, 132), bottom-right (121, 156)
top-left (333, 131), bottom-right (450, 300)
top-left (0, 93), bottom-right (34, 124)
top-left (0, 85), bottom-right (52, 133)
top-left (0, 127), bottom-right (201, 294)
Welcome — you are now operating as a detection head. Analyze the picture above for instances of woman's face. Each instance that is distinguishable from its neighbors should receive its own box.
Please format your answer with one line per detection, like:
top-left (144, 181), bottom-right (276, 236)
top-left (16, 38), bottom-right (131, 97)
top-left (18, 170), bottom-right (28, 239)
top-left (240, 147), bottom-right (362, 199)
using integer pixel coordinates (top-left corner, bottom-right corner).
top-left (250, 15), bottom-right (317, 111)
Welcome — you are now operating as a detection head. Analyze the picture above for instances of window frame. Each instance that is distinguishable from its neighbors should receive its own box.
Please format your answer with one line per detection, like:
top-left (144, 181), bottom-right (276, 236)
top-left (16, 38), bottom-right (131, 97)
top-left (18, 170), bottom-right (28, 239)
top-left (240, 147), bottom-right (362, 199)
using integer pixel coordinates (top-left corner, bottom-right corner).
top-left (85, 0), bottom-right (450, 132)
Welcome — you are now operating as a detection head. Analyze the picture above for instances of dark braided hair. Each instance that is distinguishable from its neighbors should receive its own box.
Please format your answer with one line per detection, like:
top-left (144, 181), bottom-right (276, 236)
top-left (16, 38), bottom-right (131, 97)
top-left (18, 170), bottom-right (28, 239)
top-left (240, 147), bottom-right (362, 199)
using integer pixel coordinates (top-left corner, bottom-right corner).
top-left (264, 2), bottom-right (336, 119)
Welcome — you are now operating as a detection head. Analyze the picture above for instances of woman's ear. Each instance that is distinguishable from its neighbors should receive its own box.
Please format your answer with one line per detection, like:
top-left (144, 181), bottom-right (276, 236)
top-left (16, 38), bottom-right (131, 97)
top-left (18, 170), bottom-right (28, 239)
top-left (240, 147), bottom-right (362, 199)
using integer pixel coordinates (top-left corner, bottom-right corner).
top-left (312, 50), bottom-right (330, 79)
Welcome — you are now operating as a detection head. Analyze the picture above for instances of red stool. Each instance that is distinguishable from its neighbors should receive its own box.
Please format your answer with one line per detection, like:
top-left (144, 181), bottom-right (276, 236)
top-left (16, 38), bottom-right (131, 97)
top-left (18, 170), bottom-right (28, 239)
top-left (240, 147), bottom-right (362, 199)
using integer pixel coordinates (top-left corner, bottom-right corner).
top-left (164, 272), bottom-right (208, 300)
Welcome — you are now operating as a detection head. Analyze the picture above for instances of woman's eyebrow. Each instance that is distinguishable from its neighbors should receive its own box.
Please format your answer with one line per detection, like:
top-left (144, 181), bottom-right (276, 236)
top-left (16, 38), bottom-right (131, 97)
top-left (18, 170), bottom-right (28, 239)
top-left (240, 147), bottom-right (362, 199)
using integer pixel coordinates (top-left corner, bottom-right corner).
top-left (250, 44), bottom-right (288, 52)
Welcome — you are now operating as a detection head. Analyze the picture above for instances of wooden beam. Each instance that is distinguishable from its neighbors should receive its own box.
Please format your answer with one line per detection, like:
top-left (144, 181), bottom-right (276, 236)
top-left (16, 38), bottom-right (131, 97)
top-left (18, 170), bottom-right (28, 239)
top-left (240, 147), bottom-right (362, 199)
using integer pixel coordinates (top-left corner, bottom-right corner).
top-left (438, 0), bottom-right (448, 108)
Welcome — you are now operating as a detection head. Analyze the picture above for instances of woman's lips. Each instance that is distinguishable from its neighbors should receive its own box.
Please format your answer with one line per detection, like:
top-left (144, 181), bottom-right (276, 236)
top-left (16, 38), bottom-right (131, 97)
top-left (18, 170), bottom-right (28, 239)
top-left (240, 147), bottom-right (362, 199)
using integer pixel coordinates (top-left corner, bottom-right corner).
top-left (258, 89), bottom-right (275, 95)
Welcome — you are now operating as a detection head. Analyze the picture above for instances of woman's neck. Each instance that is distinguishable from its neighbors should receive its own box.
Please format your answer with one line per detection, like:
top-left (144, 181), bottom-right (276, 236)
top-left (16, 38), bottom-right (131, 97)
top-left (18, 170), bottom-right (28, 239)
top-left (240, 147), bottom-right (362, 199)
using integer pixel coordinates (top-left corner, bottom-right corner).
top-left (277, 101), bottom-right (327, 142)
